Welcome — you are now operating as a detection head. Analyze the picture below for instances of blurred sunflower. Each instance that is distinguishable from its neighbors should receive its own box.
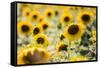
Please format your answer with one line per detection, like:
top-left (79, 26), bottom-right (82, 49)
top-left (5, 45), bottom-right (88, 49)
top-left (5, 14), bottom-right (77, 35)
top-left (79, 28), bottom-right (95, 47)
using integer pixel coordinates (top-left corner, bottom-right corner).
top-left (34, 34), bottom-right (49, 47)
top-left (38, 16), bottom-right (44, 22)
top-left (17, 45), bottom-right (50, 65)
top-left (53, 7), bottom-right (61, 17)
top-left (69, 55), bottom-right (88, 62)
top-left (77, 10), bottom-right (94, 25)
top-left (39, 21), bottom-right (50, 31)
top-left (21, 4), bottom-right (31, 8)
top-left (68, 6), bottom-right (81, 11)
top-left (54, 10), bottom-right (59, 17)
top-left (29, 10), bottom-right (40, 22)
top-left (56, 42), bottom-right (68, 52)
top-left (60, 12), bottom-right (73, 25)
top-left (17, 21), bottom-right (33, 35)
top-left (64, 23), bottom-right (85, 41)
top-left (44, 8), bottom-right (55, 19)
top-left (22, 7), bottom-right (31, 18)
top-left (32, 25), bottom-right (42, 35)
top-left (80, 7), bottom-right (89, 10)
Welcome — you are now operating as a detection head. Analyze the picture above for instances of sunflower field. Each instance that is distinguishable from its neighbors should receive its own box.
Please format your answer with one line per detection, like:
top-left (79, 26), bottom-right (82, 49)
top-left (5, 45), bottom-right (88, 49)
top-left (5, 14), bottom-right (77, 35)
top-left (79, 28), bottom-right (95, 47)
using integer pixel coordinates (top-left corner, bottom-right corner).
top-left (17, 3), bottom-right (97, 65)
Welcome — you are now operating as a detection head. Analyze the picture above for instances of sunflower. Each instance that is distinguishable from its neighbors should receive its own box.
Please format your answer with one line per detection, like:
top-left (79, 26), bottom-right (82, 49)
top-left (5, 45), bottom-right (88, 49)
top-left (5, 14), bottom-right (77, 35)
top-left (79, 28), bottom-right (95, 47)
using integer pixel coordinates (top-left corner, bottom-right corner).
top-left (56, 42), bottom-right (68, 52)
top-left (52, 6), bottom-right (61, 17)
top-left (80, 7), bottom-right (89, 10)
top-left (69, 55), bottom-right (88, 62)
top-left (68, 6), bottom-right (81, 11)
top-left (64, 23), bottom-right (85, 41)
top-left (33, 34), bottom-right (49, 47)
top-left (53, 7), bottom-right (61, 17)
top-left (29, 10), bottom-right (40, 22)
top-left (17, 45), bottom-right (34, 65)
top-left (60, 12), bottom-right (73, 25)
top-left (32, 25), bottom-right (42, 35)
top-left (38, 16), bottom-right (44, 22)
top-left (44, 8), bottom-right (55, 19)
top-left (22, 7), bottom-right (31, 18)
top-left (54, 10), bottom-right (59, 17)
top-left (39, 21), bottom-right (50, 31)
top-left (17, 45), bottom-right (50, 65)
top-left (21, 4), bottom-right (31, 8)
top-left (17, 21), bottom-right (33, 35)
top-left (77, 10), bottom-right (94, 25)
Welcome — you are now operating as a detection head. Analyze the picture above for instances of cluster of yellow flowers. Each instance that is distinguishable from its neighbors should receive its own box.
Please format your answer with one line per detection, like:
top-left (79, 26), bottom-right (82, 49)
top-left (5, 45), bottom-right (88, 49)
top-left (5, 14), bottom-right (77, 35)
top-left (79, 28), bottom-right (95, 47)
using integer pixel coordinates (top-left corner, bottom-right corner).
top-left (17, 3), bottom-right (97, 65)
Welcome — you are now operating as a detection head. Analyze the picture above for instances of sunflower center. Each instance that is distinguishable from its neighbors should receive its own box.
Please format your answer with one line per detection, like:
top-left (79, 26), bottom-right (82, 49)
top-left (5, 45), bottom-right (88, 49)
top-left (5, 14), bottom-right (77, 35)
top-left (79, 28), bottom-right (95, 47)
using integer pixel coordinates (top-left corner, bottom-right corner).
top-left (47, 12), bottom-right (52, 17)
top-left (23, 52), bottom-right (34, 63)
top-left (37, 37), bottom-right (44, 44)
top-left (43, 24), bottom-right (48, 30)
top-left (26, 12), bottom-right (29, 16)
top-left (64, 16), bottom-right (70, 22)
top-left (39, 18), bottom-right (43, 22)
top-left (68, 25), bottom-right (79, 35)
top-left (59, 44), bottom-right (67, 51)
top-left (21, 25), bottom-right (30, 32)
top-left (22, 4), bottom-right (28, 7)
top-left (33, 15), bottom-right (37, 19)
top-left (33, 27), bottom-right (40, 35)
top-left (82, 14), bottom-right (90, 22)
